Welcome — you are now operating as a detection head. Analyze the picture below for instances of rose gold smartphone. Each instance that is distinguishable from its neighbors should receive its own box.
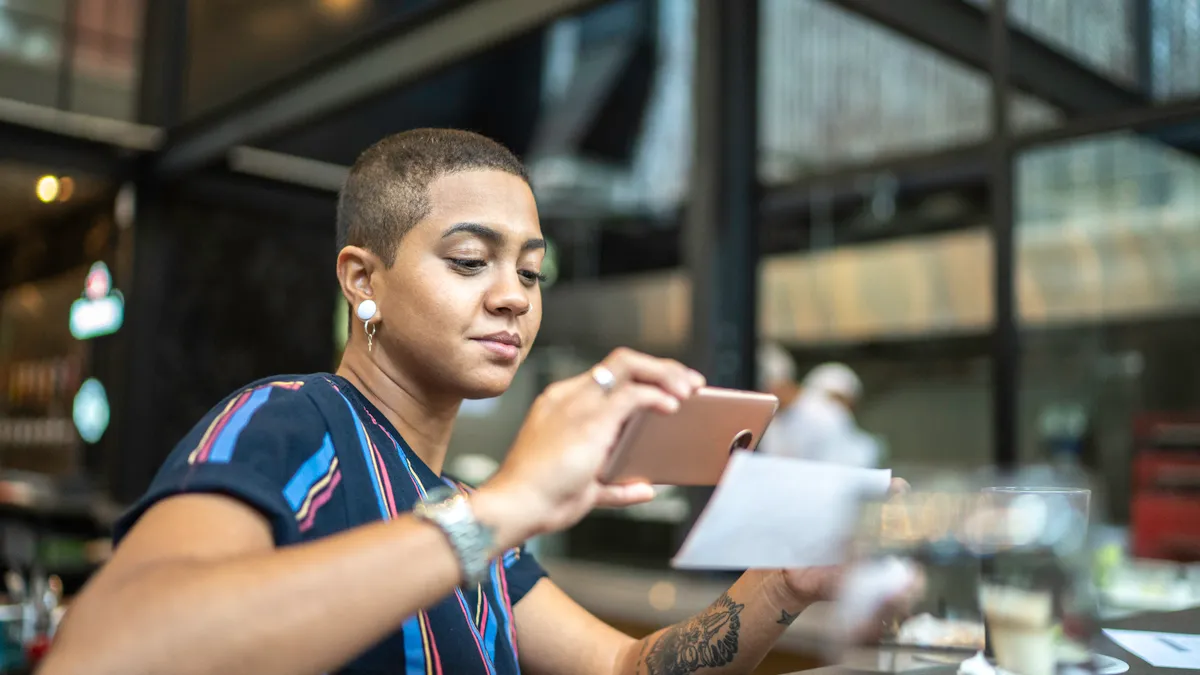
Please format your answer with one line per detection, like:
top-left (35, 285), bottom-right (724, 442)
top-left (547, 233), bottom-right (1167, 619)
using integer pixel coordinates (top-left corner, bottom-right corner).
top-left (601, 386), bottom-right (779, 486)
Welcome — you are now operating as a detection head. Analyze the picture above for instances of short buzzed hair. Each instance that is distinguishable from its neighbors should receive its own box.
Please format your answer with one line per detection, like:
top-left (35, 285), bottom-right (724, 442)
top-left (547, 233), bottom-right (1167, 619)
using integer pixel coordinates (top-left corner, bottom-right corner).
top-left (336, 128), bottom-right (529, 266)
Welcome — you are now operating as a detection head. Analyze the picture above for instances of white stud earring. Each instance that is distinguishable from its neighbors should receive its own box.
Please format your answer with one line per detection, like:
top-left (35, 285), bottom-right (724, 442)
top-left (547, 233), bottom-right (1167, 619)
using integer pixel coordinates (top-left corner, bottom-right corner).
top-left (356, 300), bottom-right (378, 352)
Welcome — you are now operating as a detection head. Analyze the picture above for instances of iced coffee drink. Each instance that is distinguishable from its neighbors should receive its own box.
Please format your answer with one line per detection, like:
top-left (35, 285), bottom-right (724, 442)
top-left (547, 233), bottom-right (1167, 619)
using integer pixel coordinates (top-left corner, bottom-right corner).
top-left (980, 585), bottom-right (1056, 675)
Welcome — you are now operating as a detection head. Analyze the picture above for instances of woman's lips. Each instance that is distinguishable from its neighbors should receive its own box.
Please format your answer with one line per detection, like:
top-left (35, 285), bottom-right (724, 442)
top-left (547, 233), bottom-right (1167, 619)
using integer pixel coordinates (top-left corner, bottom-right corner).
top-left (473, 338), bottom-right (520, 361)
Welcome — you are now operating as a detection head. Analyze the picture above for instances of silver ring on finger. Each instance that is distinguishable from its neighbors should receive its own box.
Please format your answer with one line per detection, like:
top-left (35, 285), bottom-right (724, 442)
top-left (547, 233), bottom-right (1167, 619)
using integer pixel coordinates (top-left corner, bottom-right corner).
top-left (590, 365), bottom-right (617, 395)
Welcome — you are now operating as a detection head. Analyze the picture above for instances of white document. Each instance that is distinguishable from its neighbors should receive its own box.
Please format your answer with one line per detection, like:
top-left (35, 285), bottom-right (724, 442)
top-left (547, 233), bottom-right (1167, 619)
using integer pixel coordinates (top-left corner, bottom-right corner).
top-left (1103, 629), bottom-right (1200, 669)
top-left (671, 451), bottom-right (892, 570)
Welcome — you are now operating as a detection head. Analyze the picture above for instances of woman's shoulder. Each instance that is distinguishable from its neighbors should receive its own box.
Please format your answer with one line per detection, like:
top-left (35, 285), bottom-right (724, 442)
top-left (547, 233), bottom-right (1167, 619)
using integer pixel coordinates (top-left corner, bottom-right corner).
top-left (190, 374), bottom-right (342, 442)
top-left (238, 372), bottom-right (333, 393)
top-left (119, 374), bottom-right (346, 544)
top-left (213, 373), bottom-right (337, 409)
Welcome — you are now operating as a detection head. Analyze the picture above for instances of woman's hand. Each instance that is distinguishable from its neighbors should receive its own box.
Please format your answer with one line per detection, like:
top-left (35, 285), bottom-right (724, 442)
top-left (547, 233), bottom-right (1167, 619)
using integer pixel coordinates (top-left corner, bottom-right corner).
top-left (778, 477), bottom-right (916, 605)
top-left (479, 348), bottom-right (705, 539)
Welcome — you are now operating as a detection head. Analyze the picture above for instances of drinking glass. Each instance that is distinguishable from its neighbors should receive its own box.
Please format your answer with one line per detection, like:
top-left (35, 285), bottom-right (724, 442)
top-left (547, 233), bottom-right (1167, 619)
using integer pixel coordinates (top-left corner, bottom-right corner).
top-left (977, 487), bottom-right (1093, 675)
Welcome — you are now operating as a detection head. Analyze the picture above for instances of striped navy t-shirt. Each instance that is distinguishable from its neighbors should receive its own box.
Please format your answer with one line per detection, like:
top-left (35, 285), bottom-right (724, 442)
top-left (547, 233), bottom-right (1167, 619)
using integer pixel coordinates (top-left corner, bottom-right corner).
top-left (115, 373), bottom-right (545, 675)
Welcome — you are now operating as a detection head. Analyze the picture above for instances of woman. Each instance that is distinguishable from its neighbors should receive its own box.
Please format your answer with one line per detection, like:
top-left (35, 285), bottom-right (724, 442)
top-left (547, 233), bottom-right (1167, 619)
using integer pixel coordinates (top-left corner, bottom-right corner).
top-left (42, 129), bottom-right (909, 675)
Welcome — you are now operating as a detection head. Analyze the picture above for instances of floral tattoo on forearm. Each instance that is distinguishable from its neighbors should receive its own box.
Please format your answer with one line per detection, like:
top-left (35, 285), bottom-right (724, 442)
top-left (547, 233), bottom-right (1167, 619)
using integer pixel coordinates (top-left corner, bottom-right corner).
top-left (638, 593), bottom-right (745, 675)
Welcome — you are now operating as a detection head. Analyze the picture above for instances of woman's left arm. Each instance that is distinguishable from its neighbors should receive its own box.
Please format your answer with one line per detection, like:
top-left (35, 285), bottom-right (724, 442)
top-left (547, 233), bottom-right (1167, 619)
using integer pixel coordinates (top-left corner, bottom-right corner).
top-left (514, 568), bottom-right (816, 675)
top-left (515, 479), bottom-right (914, 675)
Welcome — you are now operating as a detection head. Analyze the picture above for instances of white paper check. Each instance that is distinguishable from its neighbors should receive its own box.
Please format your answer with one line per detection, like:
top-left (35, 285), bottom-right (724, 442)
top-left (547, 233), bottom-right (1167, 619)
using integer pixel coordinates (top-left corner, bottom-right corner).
top-left (1104, 629), bottom-right (1200, 669)
top-left (672, 451), bottom-right (892, 570)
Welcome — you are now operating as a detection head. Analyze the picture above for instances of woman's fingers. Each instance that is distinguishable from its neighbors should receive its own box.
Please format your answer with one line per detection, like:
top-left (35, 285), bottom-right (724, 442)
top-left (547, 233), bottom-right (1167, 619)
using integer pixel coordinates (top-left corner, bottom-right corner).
top-left (561, 348), bottom-right (705, 428)
top-left (595, 482), bottom-right (657, 508)
top-left (604, 382), bottom-right (685, 424)
top-left (600, 348), bottom-right (704, 399)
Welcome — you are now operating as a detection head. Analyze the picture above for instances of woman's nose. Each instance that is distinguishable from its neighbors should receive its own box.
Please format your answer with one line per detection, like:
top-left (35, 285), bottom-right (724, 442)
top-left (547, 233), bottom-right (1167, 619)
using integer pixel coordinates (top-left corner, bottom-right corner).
top-left (485, 276), bottom-right (532, 316)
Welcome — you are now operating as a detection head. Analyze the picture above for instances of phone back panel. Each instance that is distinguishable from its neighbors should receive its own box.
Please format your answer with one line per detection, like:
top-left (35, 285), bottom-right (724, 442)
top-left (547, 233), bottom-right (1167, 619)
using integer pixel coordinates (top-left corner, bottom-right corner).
top-left (601, 387), bottom-right (779, 486)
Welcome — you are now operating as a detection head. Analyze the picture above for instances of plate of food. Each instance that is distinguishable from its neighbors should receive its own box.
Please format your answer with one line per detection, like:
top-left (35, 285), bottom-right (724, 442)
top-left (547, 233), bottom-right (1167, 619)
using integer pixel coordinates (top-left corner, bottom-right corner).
top-left (884, 613), bottom-right (987, 652)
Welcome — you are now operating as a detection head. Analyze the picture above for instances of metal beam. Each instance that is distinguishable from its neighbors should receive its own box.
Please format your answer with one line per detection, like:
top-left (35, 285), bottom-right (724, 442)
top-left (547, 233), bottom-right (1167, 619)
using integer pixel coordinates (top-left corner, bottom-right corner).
top-left (680, 0), bottom-right (759, 557)
top-left (155, 0), bottom-right (607, 177)
top-left (1014, 93), bottom-right (1200, 150)
top-left (529, 37), bottom-right (641, 158)
top-left (686, 0), bottom-right (759, 390)
top-left (0, 99), bottom-right (159, 175)
top-left (827, 0), bottom-right (1145, 115)
top-left (0, 120), bottom-right (126, 176)
top-left (227, 147), bottom-right (348, 193)
top-left (989, 0), bottom-right (1018, 470)
top-left (137, 0), bottom-right (190, 127)
top-left (1132, 0), bottom-right (1155, 97)
top-left (760, 142), bottom-right (990, 219)
top-left (57, 0), bottom-right (80, 111)
top-left (763, 92), bottom-right (1200, 225)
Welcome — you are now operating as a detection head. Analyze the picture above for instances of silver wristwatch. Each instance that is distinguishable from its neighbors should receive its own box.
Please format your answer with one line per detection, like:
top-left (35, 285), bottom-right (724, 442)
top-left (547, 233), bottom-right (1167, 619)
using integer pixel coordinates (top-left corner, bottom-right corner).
top-left (413, 486), bottom-right (496, 587)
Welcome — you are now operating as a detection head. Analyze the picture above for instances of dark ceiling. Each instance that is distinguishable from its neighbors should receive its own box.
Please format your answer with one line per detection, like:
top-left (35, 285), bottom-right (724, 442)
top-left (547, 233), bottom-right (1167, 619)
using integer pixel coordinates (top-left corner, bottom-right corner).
top-left (262, 28), bottom-right (548, 165)
top-left (184, 0), bottom-right (444, 120)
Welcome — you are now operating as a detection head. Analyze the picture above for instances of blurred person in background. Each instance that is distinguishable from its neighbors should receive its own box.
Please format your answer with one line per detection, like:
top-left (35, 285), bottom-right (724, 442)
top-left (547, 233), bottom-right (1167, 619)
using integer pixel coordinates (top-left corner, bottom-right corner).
top-left (42, 130), bottom-right (915, 675)
top-left (757, 343), bottom-right (881, 468)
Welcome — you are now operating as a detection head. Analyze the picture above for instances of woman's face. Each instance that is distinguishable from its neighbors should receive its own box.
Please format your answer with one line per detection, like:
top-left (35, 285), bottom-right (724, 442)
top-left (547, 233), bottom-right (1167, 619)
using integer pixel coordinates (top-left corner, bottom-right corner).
top-left (373, 169), bottom-right (544, 400)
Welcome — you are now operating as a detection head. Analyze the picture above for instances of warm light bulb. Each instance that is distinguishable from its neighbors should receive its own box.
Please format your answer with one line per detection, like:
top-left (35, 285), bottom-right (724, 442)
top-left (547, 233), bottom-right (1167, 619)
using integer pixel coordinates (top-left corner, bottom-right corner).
top-left (36, 175), bottom-right (60, 203)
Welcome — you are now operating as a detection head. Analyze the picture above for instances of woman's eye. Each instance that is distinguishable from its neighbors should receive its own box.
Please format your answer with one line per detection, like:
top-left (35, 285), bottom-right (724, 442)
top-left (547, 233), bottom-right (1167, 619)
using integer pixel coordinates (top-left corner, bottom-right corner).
top-left (519, 270), bottom-right (547, 285)
top-left (448, 258), bottom-right (487, 272)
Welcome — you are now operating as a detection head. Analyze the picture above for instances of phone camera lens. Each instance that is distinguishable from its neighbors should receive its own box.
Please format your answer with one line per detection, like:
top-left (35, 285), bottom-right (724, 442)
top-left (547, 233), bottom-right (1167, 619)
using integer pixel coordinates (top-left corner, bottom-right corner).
top-left (730, 430), bottom-right (754, 453)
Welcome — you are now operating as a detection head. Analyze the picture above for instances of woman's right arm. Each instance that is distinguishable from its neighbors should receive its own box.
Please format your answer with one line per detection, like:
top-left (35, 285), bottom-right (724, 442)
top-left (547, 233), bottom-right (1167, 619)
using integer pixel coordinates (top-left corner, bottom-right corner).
top-left (42, 348), bottom-right (700, 675)
top-left (41, 484), bottom-right (536, 675)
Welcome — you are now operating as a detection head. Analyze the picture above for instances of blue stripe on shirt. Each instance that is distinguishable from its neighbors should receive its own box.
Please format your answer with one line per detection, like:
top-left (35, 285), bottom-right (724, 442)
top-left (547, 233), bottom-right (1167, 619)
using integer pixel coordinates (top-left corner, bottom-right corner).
top-left (483, 597), bottom-right (498, 664)
top-left (331, 389), bottom-right (389, 520)
top-left (403, 615), bottom-right (426, 675)
top-left (208, 387), bottom-right (274, 463)
top-left (282, 434), bottom-right (337, 511)
top-left (490, 564), bottom-right (516, 670)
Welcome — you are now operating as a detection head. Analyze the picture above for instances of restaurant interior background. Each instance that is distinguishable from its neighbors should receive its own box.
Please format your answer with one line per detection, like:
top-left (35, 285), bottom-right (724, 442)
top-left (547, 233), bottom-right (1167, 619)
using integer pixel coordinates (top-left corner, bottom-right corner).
top-left (2, 0), bottom-right (1200, 670)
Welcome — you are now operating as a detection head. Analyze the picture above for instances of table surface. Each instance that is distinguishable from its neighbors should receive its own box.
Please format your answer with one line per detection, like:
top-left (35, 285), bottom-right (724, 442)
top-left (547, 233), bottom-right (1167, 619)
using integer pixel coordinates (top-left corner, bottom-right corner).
top-left (785, 607), bottom-right (1200, 675)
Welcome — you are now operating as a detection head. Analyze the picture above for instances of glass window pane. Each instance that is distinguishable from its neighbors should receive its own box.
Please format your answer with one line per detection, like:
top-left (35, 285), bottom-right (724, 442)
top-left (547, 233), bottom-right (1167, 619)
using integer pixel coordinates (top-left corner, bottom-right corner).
top-left (529, 0), bottom-right (694, 216)
top-left (759, 0), bottom-right (1061, 185)
top-left (767, 239), bottom-right (996, 470)
top-left (1017, 124), bottom-right (1200, 522)
top-left (68, 0), bottom-right (140, 119)
top-left (0, 0), bottom-right (140, 118)
top-left (0, 0), bottom-right (68, 23)
top-left (1150, 0), bottom-right (1200, 100)
top-left (966, 0), bottom-right (1137, 85)
top-left (0, 7), bottom-right (63, 107)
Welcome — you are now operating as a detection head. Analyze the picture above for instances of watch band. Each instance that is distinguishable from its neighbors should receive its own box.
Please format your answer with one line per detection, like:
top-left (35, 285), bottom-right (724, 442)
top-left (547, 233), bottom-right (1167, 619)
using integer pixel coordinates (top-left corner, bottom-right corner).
top-left (413, 486), bottom-right (496, 587)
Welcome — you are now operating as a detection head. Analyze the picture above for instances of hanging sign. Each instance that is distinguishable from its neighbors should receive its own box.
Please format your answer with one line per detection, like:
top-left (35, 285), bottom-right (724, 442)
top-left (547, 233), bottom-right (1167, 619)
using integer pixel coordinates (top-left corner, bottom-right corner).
top-left (69, 261), bottom-right (124, 340)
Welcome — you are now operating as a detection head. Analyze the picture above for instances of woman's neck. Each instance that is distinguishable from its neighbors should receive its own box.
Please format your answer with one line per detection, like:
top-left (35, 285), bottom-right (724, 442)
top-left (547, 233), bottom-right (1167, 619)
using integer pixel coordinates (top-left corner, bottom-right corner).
top-left (336, 347), bottom-right (460, 475)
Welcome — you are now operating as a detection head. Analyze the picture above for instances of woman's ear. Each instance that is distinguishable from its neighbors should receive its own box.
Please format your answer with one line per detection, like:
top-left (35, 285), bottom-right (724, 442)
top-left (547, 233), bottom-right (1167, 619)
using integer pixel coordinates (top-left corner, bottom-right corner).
top-left (337, 246), bottom-right (378, 308)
